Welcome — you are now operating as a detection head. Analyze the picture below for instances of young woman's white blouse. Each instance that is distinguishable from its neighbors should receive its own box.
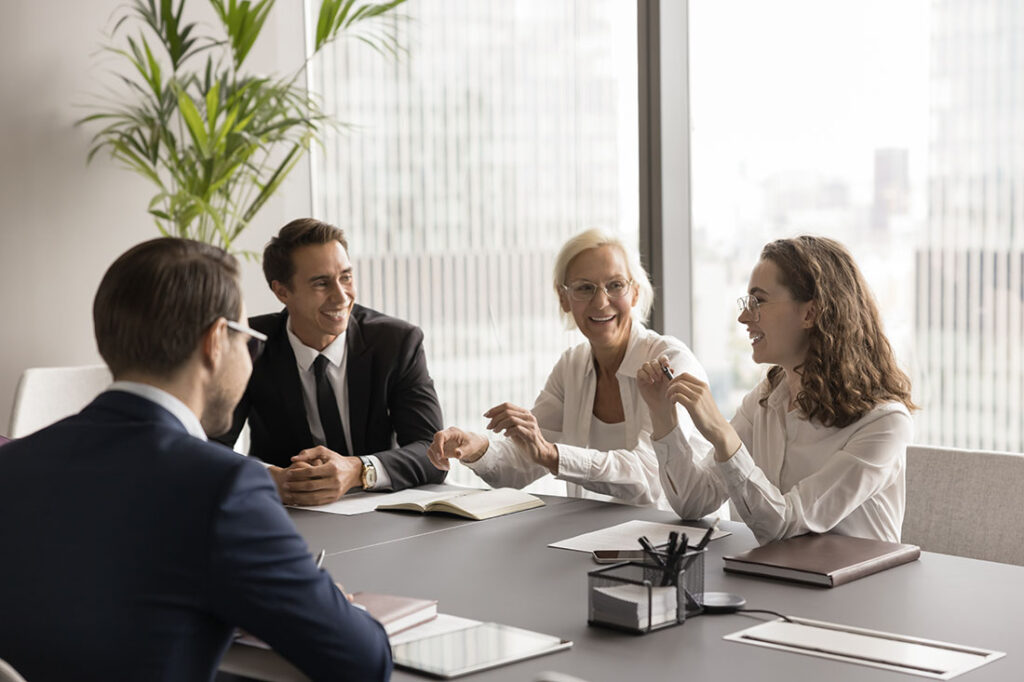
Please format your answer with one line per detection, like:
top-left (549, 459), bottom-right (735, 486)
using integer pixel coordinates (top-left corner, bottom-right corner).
top-left (465, 323), bottom-right (712, 508)
top-left (654, 378), bottom-right (913, 543)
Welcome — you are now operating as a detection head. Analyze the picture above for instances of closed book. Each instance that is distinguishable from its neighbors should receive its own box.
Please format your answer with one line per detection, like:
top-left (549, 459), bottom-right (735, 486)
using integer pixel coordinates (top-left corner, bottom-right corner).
top-left (723, 534), bottom-right (920, 587)
top-left (376, 487), bottom-right (544, 520)
top-left (351, 592), bottom-right (438, 636)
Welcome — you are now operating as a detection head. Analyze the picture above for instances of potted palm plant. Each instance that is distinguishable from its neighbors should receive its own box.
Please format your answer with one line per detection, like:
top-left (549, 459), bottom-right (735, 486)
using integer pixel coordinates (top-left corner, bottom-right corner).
top-left (79, 0), bottom-right (405, 254)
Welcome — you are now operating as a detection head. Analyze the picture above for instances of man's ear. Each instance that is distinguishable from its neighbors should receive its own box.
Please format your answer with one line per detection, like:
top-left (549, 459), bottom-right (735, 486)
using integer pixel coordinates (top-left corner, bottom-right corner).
top-left (270, 280), bottom-right (290, 305)
top-left (200, 319), bottom-right (227, 371)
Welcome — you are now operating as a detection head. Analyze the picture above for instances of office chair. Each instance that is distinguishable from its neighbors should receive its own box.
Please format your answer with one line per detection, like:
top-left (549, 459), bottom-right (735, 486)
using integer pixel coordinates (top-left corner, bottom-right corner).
top-left (0, 657), bottom-right (28, 682)
top-left (8, 364), bottom-right (111, 437)
top-left (903, 444), bottom-right (1024, 565)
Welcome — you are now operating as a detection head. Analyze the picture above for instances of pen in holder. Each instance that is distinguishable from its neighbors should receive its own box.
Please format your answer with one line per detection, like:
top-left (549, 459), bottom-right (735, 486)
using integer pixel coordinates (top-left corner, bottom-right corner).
top-left (587, 549), bottom-right (705, 634)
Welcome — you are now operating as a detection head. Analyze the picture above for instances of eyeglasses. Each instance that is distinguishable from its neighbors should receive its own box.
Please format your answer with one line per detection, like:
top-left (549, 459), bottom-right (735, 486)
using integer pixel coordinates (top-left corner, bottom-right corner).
top-left (560, 279), bottom-right (634, 302)
top-left (226, 319), bottom-right (267, 362)
top-left (736, 295), bottom-right (787, 322)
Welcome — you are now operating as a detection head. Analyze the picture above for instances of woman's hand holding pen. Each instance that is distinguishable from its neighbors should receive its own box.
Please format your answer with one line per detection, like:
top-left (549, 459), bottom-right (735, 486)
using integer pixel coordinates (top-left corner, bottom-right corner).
top-left (637, 355), bottom-right (680, 440)
top-left (427, 427), bottom-right (490, 470)
top-left (638, 355), bottom-right (741, 460)
top-left (484, 402), bottom-right (559, 475)
top-left (664, 373), bottom-right (741, 461)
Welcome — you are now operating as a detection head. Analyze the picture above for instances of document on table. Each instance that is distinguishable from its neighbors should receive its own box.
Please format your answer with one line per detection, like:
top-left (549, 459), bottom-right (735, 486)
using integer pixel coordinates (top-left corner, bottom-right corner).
top-left (548, 519), bottom-right (730, 552)
top-left (291, 484), bottom-right (456, 515)
top-left (724, 617), bottom-right (1004, 680)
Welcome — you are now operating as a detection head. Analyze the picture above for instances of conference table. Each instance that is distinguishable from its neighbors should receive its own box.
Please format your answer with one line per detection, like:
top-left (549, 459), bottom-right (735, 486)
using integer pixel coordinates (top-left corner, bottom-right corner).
top-left (221, 489), bottom-right (1022, 681)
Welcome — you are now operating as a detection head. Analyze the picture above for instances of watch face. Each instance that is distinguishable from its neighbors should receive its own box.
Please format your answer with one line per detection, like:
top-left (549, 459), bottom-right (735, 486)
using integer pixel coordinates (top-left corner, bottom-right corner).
top-left (362, 463), bottom-right (377, 488)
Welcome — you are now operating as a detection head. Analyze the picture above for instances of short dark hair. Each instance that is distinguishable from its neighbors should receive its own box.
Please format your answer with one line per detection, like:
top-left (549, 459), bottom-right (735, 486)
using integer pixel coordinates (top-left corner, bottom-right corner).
top-left (93, 238), bottom-right (242, 378)
top-left (262, 218), bottom-right (349, 288)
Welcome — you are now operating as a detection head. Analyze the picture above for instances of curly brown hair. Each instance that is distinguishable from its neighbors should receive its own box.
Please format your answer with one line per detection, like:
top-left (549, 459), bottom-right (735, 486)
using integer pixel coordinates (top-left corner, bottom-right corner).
top-left (758, 236), bottom-right (916, 427)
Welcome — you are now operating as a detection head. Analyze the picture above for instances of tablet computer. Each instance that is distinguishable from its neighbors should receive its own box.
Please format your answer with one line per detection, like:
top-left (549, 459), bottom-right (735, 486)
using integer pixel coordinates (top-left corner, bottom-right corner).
top-left (391, 621), bottom-right (572, 679)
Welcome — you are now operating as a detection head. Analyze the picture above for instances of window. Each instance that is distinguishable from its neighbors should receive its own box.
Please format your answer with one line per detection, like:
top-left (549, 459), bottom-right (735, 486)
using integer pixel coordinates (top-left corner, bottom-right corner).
top-left (307, 1), bottom-right (638, 487)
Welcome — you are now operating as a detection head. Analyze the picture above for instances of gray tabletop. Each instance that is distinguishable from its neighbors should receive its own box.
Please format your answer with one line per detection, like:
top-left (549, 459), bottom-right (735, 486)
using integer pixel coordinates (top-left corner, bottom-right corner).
top-left (226, 493), bottom-right (1022, 681)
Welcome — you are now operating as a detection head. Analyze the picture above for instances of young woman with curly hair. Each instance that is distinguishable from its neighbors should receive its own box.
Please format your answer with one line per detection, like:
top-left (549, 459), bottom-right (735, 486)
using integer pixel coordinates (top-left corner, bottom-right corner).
top-left (638, 236), bottom-right (915, 543)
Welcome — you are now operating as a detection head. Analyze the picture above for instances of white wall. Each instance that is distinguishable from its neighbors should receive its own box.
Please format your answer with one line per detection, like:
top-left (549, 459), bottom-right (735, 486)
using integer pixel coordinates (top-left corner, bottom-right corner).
top-left (0, 0), bottom-right (311, 430)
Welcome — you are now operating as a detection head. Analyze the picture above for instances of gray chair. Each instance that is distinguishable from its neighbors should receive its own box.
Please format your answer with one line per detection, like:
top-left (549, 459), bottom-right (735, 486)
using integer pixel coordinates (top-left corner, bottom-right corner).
top-left (8, 364), bottom-right (111, 437)
top-left (902, 444), bottom-right (1024, 565)
top-left (0, 658), bottom-right (28, 682)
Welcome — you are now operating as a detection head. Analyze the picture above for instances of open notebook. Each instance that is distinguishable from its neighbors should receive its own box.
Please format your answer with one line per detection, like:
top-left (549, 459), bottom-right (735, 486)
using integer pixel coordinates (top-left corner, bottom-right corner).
top-left (376, 487), bottom-right (544, 520)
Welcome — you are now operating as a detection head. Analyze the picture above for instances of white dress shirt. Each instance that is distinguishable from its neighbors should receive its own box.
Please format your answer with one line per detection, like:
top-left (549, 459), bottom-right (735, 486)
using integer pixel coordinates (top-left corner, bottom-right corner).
top-left (285, 323), bottom-right (390, 489)
top-left (465, 323), bottom-right (713, 508)
top-left (654, 377), bottom-right (913, 544)
top-left (108, 381), bottom-right (207, 441)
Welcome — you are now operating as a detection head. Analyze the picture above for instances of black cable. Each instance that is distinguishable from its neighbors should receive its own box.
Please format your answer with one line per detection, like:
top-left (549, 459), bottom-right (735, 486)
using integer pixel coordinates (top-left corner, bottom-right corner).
top-left (735, 608), bottom-right (793, 622)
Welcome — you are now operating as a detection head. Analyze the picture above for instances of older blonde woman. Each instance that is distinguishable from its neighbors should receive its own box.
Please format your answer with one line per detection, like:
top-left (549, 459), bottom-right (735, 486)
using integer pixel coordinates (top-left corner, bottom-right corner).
top-left (427, 229), bottom-right (711, 507)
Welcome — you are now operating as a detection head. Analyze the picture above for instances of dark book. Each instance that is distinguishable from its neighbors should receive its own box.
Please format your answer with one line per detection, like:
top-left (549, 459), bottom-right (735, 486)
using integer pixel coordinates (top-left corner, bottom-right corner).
top-left (723, 533), bottom-right (920, 587)
top-left (351, 592), bottom-right (438, 636)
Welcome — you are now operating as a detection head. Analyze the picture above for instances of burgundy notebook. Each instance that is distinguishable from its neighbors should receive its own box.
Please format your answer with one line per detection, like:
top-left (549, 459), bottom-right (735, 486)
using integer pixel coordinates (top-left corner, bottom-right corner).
top-left (723, 533), bottom-right (920, 587)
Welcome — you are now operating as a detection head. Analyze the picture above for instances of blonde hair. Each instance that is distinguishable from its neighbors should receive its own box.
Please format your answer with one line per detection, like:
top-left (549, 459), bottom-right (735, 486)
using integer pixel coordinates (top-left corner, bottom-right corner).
top-left (552, 228), bottom-right (654, 329)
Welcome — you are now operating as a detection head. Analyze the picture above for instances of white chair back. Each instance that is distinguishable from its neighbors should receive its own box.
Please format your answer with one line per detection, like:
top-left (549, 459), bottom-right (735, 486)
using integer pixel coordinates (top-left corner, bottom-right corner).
top-left (903, 444), bottom-right (1024, 565)
top-left (0, 657), bottom-right (28, 682)
top-left (8, 365), bottom-right (112, 437)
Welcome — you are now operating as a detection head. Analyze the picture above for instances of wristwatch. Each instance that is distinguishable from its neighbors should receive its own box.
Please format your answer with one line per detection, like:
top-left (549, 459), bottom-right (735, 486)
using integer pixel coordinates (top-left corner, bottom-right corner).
top-left (359, 456), bottom-right (377, 490)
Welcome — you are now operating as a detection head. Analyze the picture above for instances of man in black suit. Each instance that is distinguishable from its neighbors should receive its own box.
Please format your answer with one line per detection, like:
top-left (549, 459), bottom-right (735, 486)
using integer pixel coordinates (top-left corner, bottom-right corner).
top-left (215, 218), bottom-right (445, 505)
top-left (0, 239), bottom-right (391, 681)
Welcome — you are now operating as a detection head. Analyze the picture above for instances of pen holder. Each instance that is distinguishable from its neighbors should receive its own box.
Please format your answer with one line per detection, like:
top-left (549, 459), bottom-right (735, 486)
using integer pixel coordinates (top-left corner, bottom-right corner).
top-left (587, 549), bottom-right (705, 634)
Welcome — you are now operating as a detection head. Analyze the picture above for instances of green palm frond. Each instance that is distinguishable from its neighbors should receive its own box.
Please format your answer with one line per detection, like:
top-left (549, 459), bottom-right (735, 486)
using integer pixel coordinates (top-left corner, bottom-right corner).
top-left (77, 0), bottom-right (407, 253)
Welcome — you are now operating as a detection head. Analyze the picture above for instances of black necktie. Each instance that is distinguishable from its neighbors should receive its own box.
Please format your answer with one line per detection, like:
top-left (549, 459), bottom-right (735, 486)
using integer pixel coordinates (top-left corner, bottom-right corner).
top-left (312, 354), bottom-right (349, 456)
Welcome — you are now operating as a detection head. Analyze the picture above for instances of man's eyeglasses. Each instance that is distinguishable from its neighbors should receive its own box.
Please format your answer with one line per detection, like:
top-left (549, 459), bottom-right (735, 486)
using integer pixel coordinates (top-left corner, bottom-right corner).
top-left (560, 279), bottom-right (634, 303)
top-left (226, 320), bottom-right (267, 362)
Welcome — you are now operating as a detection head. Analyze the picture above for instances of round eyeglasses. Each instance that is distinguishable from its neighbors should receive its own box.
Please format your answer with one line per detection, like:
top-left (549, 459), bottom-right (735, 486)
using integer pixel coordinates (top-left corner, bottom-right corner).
top-left (560, 279), bottom-right (634, 302)
top-left (737, 295), bottom-right (790, 322)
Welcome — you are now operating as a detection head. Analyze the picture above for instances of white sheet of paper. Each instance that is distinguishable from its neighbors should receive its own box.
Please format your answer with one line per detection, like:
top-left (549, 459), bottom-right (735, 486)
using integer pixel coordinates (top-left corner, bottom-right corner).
top-left (291, 484), bottom-right (455, 515)
top-left (388, 613), bottom-right (481, 647)
top-left (724, 617), bottom-right (1004, 680)
top-left (547, 519), bottom-right (730, 552)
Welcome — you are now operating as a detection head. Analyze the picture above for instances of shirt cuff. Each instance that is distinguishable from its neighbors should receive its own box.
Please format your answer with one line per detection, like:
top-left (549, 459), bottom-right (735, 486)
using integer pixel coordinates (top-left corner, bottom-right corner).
top-left (713, 444), bottom-right (756, 488)
top-left (653, 423), bottom-right (695, 461)
top-left (553, 443), bottom-right (593, 482)
top-left (463, 436), bottom-right (503, 477)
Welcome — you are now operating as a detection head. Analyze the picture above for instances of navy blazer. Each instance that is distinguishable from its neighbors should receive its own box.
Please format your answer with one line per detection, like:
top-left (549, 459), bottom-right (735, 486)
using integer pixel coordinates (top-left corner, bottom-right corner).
top-left (0, 391), bottom-right (391, 681)
top-left (216, 305), bottom-right (446, 490)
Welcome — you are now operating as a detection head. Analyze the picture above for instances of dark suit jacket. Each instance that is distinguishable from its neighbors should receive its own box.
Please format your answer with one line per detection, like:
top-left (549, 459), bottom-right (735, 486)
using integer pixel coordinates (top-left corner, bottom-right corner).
top-left (216, 305), bottom-right (446, 490)
top-left (0, 391), bottom-right (391, 682)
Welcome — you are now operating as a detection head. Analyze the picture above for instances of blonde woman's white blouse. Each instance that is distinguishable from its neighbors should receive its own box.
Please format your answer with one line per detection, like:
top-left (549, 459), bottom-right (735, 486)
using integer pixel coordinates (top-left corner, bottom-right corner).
top-left (465, 324), bottom-right (712, 507)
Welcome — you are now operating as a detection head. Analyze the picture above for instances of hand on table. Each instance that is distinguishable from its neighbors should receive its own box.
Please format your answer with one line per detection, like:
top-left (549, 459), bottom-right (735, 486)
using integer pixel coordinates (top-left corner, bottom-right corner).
top-left (275, 446), bottom-right (363, 505)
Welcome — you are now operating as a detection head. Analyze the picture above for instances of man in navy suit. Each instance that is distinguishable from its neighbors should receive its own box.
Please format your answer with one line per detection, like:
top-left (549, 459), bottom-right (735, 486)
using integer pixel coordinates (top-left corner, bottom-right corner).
top-left (215, 218), bottom-right (445, 505)
top-left (0, 238), bottom-right (391, 681)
